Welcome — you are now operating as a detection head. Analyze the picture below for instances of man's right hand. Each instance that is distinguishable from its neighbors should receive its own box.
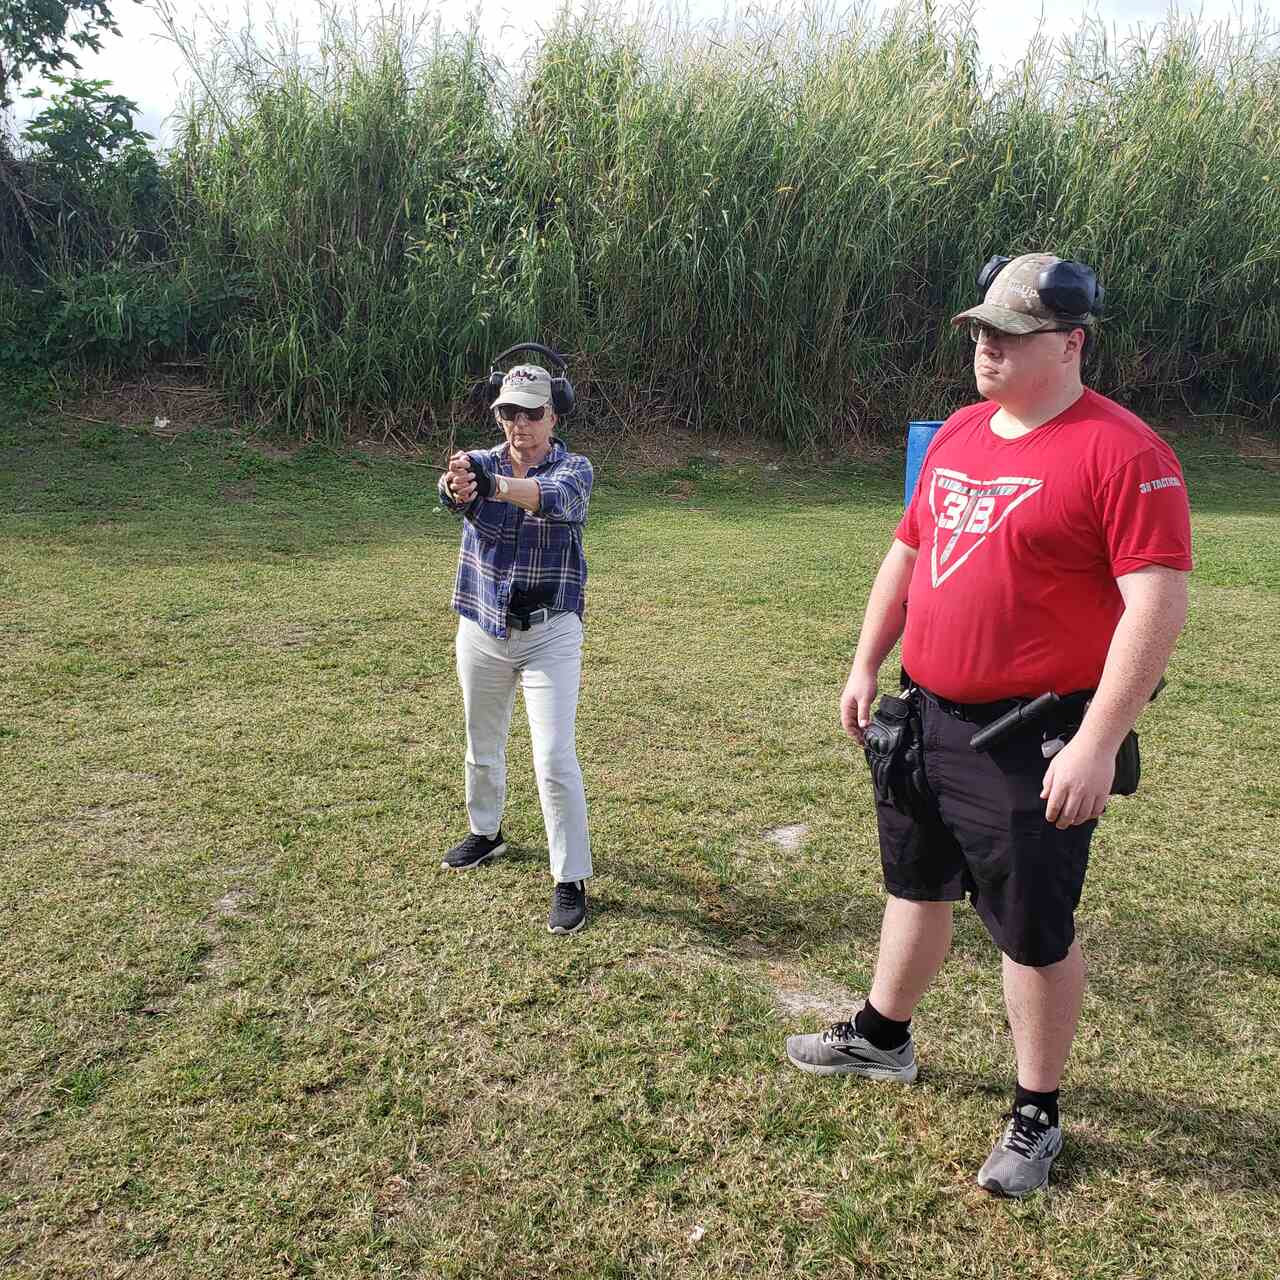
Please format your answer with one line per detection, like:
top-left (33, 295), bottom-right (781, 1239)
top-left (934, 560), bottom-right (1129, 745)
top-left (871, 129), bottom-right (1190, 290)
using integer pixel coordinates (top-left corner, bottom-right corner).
top-left (841, 666), bottom-right (879, 745)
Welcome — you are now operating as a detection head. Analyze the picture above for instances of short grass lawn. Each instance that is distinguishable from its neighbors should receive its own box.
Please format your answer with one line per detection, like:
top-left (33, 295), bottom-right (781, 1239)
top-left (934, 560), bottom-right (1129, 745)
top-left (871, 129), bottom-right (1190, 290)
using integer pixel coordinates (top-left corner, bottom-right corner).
top-left (2, 409), bottom-right (1278, 1278)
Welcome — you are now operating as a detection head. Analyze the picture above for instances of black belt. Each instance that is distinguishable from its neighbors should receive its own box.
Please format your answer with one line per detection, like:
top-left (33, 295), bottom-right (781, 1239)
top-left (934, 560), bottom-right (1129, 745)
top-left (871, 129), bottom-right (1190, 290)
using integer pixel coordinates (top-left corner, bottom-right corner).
top-left (920, 685), bottom-right (1092, 728)
top-left (506, 607), bottom-right (565, 631)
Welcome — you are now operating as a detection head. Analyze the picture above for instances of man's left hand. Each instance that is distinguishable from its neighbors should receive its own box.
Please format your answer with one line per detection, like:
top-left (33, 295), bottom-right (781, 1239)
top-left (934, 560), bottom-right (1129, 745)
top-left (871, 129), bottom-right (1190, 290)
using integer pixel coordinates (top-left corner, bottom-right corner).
top-left (1041, 736), bottom-right (1114, 828)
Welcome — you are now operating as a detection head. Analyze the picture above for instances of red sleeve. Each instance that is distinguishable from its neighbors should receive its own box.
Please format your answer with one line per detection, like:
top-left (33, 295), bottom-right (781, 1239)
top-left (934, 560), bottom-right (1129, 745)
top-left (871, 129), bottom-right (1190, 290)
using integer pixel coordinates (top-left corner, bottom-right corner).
top-left (1096, 444), bottom-right (1193, 576)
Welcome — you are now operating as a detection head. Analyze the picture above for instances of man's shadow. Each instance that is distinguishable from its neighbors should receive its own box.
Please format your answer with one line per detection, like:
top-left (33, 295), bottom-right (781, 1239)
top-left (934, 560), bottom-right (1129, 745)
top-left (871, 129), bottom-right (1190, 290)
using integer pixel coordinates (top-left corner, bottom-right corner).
top-left (593, 855), bottom-right (1278, 1192)
top-left (593, 854), bottom-right (996, 963)
top-left (927, 1064), bottom-right (1280, 1191)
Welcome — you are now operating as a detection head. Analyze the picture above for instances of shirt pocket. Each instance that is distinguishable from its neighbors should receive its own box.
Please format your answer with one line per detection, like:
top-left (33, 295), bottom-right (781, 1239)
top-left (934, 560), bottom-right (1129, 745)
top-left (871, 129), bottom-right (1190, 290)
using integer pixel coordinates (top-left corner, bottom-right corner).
top-left (521, 513), bottom-right (565, 550)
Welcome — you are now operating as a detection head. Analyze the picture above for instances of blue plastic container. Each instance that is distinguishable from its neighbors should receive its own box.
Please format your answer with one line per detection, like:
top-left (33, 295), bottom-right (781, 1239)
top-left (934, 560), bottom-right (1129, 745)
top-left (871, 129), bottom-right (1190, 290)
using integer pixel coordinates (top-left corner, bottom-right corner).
top-left (905, 420), bottom-right (943, 506)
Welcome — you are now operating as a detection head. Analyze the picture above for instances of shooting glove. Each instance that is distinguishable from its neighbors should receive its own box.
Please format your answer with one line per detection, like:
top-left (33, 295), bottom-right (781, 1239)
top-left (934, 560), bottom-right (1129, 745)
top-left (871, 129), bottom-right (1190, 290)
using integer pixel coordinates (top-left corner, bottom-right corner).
top-left (467, 453), bottom-right (494, 499)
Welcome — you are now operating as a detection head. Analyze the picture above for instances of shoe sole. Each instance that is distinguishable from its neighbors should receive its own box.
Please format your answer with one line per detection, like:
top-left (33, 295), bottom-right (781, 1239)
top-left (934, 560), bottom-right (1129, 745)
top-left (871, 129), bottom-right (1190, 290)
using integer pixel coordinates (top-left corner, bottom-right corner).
top-left (976, 1169), bottom-right (1052, 1198)
top-left (785, 1049), bottom-right (918, 1083)
top-left (547, 915), bottom-right (586, 936)
top-left (440, 842), bottom-right (506, 871)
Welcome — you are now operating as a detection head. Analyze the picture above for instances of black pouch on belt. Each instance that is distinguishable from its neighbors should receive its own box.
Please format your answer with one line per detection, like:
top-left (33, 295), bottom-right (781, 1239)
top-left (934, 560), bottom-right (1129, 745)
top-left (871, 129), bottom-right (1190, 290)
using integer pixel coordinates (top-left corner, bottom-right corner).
top-left (1044, 714), bottom-right (1142, 796)
top-left (1111, 730), bottom-right (1141, 795)
top-left (863, 688), bottom-right (935, 819)
top-left (1106, 678), bottom-right (1164, 795)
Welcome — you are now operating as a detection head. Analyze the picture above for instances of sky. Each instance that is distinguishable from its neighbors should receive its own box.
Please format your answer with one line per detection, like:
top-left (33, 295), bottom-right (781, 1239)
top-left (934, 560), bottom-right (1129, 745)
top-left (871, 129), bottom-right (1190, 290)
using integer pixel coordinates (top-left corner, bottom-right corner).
top-left (7, 0), bottom-right (1277, 145)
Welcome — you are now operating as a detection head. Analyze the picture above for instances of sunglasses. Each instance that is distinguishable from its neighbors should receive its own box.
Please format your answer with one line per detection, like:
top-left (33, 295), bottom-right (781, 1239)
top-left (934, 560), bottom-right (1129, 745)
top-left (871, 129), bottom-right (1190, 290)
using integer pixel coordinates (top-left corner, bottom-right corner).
top-left (968, 321), bottom-right (1077, 344)
top-left (496, 403), bottom-right (547, 422)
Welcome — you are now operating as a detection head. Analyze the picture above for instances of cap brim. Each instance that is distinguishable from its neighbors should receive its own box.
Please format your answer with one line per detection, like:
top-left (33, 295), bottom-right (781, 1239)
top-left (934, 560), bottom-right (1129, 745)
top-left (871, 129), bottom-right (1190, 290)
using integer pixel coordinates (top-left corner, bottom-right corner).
top-left (492, 390), bottom-right (550, 409)
top-left (951, 303), bottom-right (1062, 335)
top-left (952, 303), bottom-right (1090, 335)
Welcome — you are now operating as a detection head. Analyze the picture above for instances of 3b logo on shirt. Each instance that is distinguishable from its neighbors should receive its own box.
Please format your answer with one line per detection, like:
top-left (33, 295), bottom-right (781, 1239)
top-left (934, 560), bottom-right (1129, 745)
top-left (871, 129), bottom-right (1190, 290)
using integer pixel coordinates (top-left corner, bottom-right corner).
top-left (928, 467), bottom-right (1044, 587)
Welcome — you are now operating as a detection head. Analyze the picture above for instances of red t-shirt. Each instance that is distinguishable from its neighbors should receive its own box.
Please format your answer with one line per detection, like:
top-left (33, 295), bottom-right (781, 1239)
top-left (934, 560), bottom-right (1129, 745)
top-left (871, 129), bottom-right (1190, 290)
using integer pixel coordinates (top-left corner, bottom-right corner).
top-left (894, 387), bottom-right (1193, 703)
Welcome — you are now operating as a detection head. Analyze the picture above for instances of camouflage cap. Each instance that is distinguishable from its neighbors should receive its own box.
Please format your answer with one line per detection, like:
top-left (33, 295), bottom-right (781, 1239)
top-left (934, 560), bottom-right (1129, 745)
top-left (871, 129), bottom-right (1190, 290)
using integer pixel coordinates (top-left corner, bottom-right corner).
top-left (952, 253), bottom-right (1094, 334)
top-left (492, 364), bottom-right (553, 409)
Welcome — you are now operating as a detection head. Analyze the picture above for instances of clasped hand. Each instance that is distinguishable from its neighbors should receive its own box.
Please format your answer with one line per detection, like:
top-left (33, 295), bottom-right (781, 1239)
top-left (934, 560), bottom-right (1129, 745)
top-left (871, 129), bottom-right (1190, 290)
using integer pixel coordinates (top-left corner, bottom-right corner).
top-left (446, 451), bottom-right (490, 502)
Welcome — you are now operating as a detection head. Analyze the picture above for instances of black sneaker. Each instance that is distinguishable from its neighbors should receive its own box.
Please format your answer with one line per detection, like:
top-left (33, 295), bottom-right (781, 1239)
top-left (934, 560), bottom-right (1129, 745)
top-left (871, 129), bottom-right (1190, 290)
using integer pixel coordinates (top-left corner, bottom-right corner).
top-left (440, 830), bottom-right (506, 871)
top-left (548, 879), bottom-right (587, 934)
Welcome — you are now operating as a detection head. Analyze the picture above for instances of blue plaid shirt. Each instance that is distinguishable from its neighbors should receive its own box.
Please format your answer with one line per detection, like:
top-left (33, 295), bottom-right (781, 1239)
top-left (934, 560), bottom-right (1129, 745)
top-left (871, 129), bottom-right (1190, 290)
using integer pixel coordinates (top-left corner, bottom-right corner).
top-left (439, 439), bottom-right (593, 639)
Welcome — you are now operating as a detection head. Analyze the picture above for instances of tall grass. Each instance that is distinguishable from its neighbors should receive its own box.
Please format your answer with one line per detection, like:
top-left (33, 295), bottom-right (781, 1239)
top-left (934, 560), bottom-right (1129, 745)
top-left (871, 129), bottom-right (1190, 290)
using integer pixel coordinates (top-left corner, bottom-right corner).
top-left (22, 1), bottom-right (1280, 441)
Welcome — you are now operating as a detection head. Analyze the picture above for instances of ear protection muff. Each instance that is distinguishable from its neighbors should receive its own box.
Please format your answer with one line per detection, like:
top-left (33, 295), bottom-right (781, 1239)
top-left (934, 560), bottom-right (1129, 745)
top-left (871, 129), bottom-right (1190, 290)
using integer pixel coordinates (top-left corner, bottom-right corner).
top-left (976, 255), bottom-right (1013, 296)
top-left (976, 256), bottom-right (1105, 319)
top-left (476, 342), bottom-right (576, 417)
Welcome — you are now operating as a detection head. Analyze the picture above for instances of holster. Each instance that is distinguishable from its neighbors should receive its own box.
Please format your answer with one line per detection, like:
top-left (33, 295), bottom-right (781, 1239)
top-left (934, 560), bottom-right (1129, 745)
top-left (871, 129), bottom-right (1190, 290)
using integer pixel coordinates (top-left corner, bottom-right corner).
top-left (1111, 729), bottom-right (1141, 795)
top-left (1051, 712), bottom-right (1142, 796)
top-left (864, 689), bottom-right (936, 820)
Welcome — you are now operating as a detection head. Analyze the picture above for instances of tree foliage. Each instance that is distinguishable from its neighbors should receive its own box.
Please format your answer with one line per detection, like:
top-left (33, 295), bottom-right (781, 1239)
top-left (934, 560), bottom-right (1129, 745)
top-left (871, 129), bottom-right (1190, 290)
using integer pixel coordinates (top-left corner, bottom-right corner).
top-left (1, 0), bottom-right (137, 113)
top-left (1, 1), bottom-right (151, 292)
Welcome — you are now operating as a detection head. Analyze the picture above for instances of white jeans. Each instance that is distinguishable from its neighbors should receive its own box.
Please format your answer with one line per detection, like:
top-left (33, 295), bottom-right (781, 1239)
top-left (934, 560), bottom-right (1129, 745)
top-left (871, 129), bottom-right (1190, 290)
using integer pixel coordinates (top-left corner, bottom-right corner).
top-left (456, 613), bottom-right (592, 883)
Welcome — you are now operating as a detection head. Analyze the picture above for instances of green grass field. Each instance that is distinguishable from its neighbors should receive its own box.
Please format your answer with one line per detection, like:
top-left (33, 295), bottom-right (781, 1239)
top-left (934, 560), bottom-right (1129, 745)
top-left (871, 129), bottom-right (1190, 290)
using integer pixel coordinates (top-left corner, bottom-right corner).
top-left (1, 406), bottom-right (1278, 1278)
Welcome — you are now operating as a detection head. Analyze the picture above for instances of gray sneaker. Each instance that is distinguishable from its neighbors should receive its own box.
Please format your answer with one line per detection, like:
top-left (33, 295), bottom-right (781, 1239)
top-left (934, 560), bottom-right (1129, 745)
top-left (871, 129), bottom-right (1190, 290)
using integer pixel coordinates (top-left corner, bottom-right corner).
top-left (977, 1104), bottom-right (1063, 1198)
top-left (785, 1018), bottom-right (918, 1082)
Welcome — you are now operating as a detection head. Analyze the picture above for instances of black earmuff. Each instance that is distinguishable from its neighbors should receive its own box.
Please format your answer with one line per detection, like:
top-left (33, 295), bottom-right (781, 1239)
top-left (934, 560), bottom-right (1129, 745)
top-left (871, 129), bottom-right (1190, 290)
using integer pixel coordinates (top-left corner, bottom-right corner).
top-left (977, 256), bottom-right (1105, 319)
top-left (475, 342), bottom-right (576, 416)
top-left (1040, 260), bottom-right (1104, 318)
top-left (977, 255), bottom-right (1013, 296)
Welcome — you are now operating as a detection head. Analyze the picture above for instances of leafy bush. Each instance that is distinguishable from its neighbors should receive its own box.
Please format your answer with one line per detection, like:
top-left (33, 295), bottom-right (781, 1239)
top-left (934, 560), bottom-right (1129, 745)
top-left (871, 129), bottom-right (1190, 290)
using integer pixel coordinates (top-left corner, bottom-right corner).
top-left (0, 279), bottom-right (58, 370)
top-left (0, 265), bottom-right (244, 372)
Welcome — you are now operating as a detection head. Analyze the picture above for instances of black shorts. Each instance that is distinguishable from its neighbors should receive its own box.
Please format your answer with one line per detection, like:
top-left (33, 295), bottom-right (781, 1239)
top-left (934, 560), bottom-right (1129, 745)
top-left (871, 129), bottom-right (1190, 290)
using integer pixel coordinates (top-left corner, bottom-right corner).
top-left (876, 687), bottom-right (1096, 967)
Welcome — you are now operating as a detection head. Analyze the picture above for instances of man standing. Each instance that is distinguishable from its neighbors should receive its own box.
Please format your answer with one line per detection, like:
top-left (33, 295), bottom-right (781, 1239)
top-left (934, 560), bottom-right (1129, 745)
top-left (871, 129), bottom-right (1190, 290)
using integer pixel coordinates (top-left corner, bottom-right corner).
top-left (784, 254), bottom-right (1192, 1196)
top-left (438, 364), bottom-right (594, 935)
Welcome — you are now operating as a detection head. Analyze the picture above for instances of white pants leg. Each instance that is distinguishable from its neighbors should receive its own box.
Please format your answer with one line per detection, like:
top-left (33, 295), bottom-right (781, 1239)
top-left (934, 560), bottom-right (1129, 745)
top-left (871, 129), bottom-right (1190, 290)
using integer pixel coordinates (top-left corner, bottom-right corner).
top-left (518, 613), bottom-right (592, 883)
top-left (455, 614), bottom-right (592, 882)
top-left (456, 618), bottom-right (518, 839)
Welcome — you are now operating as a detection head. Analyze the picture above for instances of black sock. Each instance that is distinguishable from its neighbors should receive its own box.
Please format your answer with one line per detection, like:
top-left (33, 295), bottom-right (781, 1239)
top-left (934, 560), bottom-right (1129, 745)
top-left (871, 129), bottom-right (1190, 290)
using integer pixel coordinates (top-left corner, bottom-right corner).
top-left (854, 1000), bottom-right (911, 1050)
top-left (1013, 1083), bottom-right (1060, 1128)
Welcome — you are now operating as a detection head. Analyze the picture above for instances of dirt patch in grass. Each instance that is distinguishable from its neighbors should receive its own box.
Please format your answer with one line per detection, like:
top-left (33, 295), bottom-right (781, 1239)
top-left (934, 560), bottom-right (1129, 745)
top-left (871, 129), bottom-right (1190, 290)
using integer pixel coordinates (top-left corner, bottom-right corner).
top-left (242, 438), bottom-right (301, 462)
top-left (199, 873), bottom-right (255, 980)
top-left (74, 804), bottom-right (116, 823)
top-left (212, 887), bottom-right (251, 918)
top-left (1238, 431), bottom-right (1280, 473)
top-left (249, 621), bottom-right (318, 651)
top-left (85, 769), bottom-right (161, 787)
top-left (60, 371), bottom-right (229, 432)
top-left (763, 823), bottom-right (810, 851)
top-left (219, 480), bottom-right (257, 503)
top-left (623, 945), bottom-right (724, 976)
top-left (3, 1086), bottom-right (58, 1135)
top-left (764, 963), bottom-right (859, 1021)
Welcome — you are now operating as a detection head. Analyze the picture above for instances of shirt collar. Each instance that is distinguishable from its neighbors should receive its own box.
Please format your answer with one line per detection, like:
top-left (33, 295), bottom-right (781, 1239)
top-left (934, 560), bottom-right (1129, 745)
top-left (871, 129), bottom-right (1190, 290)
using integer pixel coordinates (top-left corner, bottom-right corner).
top-left (496, 438), bottom-right (565, 475)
